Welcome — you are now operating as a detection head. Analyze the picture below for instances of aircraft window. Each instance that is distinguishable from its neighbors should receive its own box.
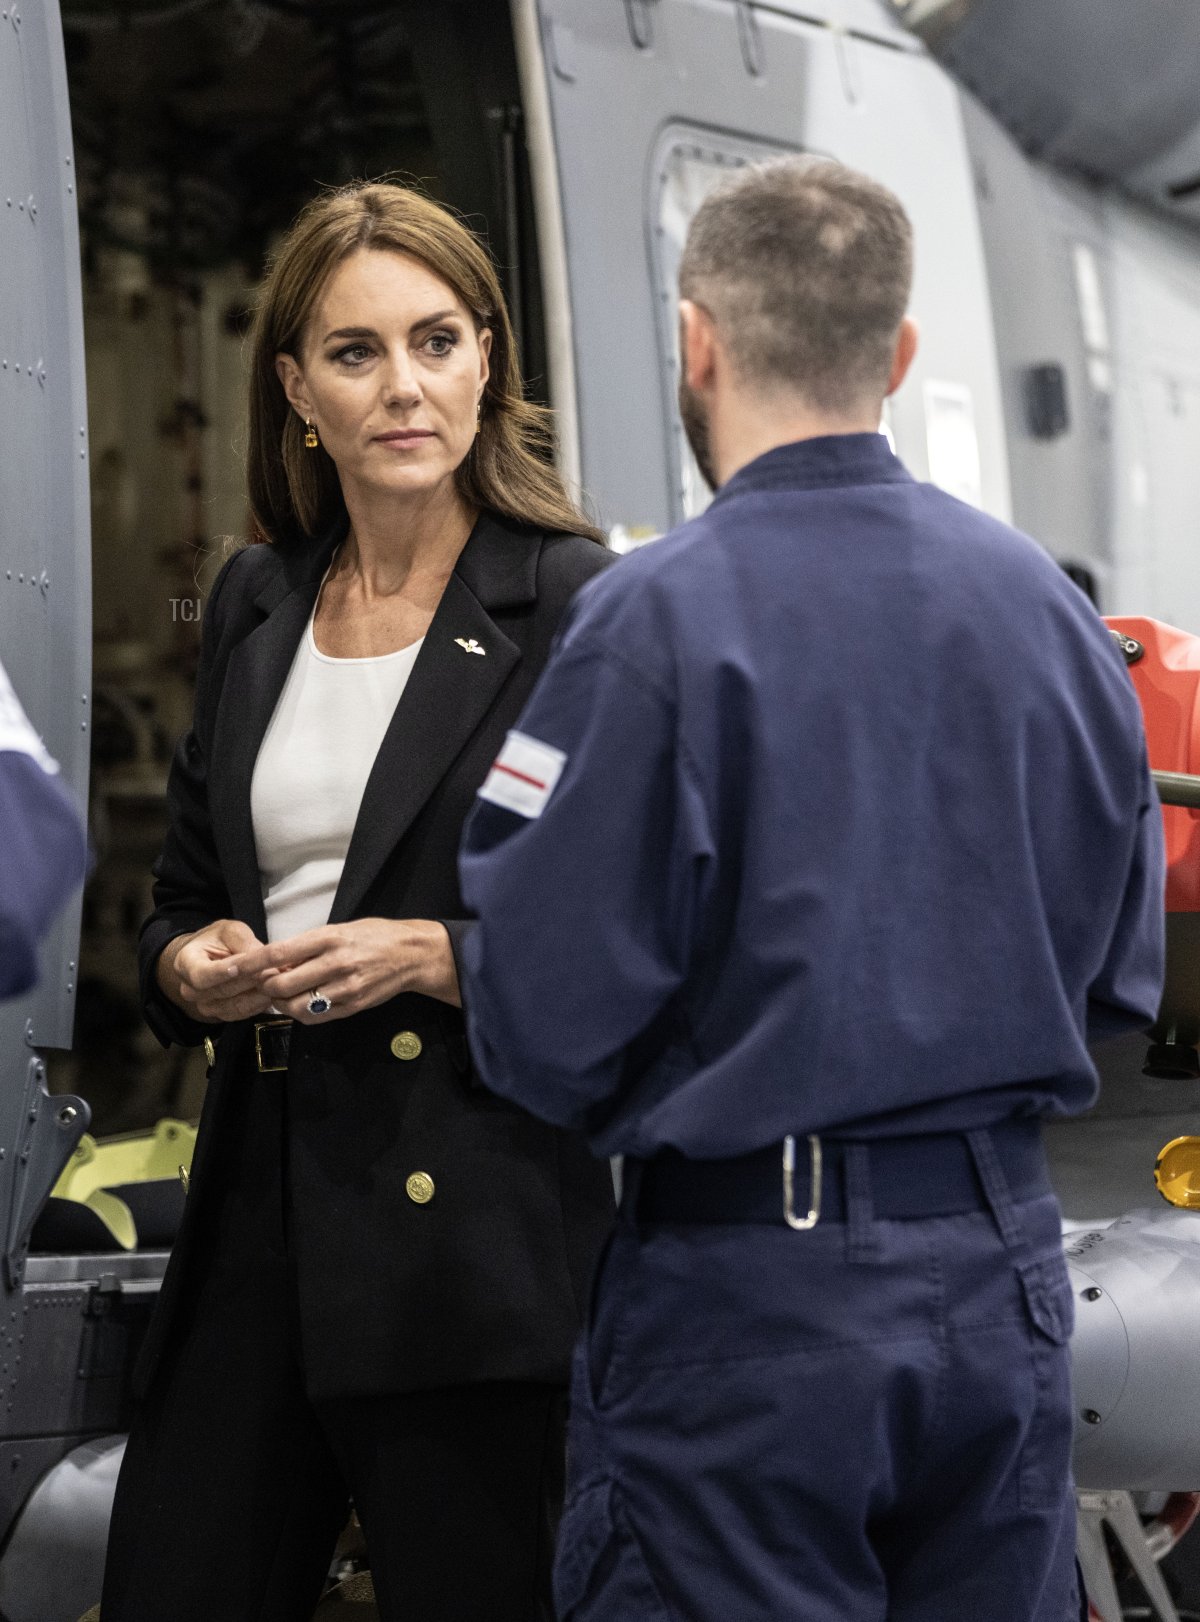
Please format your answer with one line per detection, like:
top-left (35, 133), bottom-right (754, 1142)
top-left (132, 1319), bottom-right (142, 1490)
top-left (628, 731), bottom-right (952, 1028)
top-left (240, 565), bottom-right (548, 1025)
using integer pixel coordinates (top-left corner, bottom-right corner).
top-left (652, 131), bottom-right (796, 526)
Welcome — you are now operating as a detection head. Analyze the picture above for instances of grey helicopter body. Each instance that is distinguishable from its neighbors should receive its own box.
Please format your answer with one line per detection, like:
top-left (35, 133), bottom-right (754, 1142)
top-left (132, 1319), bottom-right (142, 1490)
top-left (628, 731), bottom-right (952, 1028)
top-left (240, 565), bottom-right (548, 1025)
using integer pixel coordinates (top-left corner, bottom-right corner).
top-left (5, 1), bottom-right (1200, 1617)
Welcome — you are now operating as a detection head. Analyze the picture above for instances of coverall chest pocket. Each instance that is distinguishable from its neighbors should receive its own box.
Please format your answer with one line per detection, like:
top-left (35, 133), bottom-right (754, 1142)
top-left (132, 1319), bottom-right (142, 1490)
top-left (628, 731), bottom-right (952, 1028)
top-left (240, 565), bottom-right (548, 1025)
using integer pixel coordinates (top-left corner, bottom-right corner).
top-left (1016, 1254), bottom-right (1075, 1511)
top-left (552, 1480), bottom-right (673, 1622)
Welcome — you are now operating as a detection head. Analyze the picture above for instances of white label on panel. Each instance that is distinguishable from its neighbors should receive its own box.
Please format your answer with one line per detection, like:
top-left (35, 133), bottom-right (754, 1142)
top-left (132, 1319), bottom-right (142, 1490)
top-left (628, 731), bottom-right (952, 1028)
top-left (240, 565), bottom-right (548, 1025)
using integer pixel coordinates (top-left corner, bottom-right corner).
top-left (1072, 242), bottom-right (1111, 356)
top-left (924, 380), bottom-right (983, 509)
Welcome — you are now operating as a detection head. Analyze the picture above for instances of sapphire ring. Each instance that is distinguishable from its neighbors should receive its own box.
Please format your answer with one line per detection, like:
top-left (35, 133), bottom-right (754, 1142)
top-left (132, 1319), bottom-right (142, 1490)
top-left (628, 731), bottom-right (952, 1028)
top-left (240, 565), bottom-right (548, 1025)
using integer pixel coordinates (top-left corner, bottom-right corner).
top-left (307, 989), bottom-right (332, 1016)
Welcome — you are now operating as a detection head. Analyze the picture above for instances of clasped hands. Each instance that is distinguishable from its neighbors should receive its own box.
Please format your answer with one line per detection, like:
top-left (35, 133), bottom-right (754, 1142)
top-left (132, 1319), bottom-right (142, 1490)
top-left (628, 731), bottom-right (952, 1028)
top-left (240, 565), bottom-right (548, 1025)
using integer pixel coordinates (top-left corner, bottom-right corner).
top-left (158, 917), bottom-right (461, 1025)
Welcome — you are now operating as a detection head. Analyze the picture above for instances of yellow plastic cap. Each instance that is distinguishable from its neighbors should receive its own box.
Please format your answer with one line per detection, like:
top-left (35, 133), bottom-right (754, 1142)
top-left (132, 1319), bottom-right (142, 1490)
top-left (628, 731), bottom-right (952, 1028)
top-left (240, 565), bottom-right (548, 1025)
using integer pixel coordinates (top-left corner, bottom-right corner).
top-left (1155, 1137), bottom-right (1200, 1209)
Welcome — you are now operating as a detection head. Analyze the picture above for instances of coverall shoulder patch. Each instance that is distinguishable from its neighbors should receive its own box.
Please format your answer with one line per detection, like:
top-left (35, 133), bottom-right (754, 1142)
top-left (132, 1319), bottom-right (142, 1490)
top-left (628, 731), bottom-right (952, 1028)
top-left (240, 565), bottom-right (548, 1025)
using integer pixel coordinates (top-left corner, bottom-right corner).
top-left (478, 730), bottom-right (567, 819)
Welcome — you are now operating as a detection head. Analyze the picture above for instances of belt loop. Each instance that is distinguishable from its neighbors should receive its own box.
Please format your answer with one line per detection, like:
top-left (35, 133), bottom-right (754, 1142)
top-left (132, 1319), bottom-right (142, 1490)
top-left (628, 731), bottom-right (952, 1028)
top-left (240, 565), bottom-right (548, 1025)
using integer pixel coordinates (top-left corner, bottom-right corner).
top-left (844, 1144), bottom-right (878, 1262)
top-left (966, 1128), bottom-right (1022, 1252)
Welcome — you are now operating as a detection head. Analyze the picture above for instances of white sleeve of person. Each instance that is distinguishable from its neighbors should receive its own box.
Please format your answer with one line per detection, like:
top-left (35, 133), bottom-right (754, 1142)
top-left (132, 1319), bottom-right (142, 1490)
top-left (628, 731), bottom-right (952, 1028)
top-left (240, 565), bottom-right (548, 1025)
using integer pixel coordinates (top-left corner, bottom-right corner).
top-left (478, 730), bottom-right (567, 819)
top-left (0, 660), bottom-right (58, 774)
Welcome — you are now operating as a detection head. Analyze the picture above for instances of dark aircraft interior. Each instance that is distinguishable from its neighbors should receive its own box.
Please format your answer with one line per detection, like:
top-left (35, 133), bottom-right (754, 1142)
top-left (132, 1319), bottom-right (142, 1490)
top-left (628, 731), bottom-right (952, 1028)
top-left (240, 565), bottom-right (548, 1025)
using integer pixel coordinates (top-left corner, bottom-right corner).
top-left (52, 0), bottom-right (538, 1138)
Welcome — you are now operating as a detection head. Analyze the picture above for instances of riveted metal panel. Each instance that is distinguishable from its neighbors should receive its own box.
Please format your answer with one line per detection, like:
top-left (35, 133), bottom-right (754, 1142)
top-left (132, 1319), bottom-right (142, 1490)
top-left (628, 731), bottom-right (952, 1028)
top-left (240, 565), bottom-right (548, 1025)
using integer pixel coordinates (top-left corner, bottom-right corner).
top-left (520, 0), bottom-right (1009, 535)
top-left (0, 0), bottom-right (90, 1056)
top-left (959, 95), bottom-right (1112, 590)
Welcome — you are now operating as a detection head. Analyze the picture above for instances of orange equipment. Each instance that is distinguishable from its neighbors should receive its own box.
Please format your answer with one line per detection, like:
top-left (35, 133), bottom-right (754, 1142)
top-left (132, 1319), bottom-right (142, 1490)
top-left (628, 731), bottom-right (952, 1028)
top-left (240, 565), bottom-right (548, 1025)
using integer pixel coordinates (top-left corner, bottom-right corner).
top-left (1106, 616), bottom-right (1200, 1076)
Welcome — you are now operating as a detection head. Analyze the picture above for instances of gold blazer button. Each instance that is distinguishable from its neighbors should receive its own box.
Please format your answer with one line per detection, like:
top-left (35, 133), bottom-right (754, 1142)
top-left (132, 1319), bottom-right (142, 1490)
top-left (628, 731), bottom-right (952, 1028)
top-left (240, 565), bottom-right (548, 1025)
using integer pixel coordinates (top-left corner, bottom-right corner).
top-left (178, 1164), bottom-right (190, 1195)
top-left (203, 1036), bottom-right (216, 1068)
top-left (406, 1171), bottom-right (435, 1205)
top-left (390, 1031), bottom-right (423, 1062)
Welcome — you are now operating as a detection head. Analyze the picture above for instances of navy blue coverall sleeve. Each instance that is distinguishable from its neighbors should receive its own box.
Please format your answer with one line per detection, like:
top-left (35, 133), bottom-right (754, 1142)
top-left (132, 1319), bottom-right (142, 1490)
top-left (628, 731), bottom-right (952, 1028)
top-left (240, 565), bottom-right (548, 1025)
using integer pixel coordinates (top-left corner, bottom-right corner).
top-left (0, 754), bottom-right (88, 997)
top-left (0, 659), bottom-right (89, 998)
top-left (1087, 754), bottom-right (1165, 1044)
top-left (459, 630), bottom-right (711, 1131)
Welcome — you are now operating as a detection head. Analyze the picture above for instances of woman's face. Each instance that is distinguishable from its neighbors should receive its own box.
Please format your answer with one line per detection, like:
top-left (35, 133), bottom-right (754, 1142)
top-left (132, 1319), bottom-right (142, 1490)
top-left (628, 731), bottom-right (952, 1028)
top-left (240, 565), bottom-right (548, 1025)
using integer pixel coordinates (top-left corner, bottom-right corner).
top-left (276, 247), bottom-right (491, 506)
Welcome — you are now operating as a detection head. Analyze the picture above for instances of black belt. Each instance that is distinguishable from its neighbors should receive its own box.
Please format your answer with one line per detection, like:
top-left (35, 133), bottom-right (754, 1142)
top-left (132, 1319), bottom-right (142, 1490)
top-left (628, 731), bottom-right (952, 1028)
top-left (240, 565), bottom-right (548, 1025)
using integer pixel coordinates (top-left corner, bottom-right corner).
top-left (630, 1119), bottom-right (1049, 1226)
top-left (254, 1019), bottom-right (292, 1073)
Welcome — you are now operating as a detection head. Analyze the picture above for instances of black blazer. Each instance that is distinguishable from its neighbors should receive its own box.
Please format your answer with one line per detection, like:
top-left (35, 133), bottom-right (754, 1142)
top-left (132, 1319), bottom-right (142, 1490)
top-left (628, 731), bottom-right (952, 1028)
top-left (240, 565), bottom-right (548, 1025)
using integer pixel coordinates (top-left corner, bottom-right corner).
top-left (137, 511), bottom-right (617, 1401)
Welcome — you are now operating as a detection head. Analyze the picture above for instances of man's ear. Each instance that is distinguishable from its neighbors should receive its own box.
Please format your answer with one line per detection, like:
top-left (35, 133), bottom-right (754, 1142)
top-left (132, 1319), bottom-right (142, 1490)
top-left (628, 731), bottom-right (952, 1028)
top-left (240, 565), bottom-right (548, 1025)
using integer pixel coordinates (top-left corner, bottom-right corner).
top-left (885, 316), bottom-right (919, 397)
top-left (275, 352), bottom-right (311, 420)
top-left (679, 299), bottom-right (718, 393)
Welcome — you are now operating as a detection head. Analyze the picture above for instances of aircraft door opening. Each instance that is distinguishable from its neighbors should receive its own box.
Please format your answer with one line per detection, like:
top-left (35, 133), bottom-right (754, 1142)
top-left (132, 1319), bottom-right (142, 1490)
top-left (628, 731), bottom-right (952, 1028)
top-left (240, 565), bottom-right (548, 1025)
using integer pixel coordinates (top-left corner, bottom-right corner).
top-left (59, 0), bottom-right (544, 1137)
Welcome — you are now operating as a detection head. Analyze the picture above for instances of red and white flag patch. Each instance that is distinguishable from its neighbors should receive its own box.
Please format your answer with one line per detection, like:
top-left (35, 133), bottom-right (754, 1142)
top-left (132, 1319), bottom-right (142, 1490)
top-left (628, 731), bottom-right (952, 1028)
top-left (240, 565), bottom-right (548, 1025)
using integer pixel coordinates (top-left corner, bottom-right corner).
top-left (479, 730), bottom-right (567, 819)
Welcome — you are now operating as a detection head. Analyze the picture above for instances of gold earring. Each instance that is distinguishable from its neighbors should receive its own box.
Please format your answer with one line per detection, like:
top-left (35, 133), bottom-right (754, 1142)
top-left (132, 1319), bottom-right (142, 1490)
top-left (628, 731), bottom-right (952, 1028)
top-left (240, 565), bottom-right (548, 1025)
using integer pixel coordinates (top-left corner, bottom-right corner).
top-left (304, 419), bottom-right (319, 450)
top-left (475, 413), bottom-right (482, 438)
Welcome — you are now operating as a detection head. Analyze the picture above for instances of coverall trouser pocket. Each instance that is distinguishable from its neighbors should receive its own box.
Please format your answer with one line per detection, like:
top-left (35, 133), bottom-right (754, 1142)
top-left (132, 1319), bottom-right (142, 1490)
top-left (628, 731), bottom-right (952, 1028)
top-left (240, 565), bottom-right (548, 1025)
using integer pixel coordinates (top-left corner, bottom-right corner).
top-left (553, 1480), bottom-right (673, 1622)
top-left (1015, 1254), bottom-right (1075, 1511)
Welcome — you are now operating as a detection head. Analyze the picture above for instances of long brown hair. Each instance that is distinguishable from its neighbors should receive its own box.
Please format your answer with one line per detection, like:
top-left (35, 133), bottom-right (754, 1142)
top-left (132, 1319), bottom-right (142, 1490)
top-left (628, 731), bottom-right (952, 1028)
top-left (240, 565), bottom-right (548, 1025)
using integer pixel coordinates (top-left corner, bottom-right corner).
top-left (246, 182), bottom-right (604, 549)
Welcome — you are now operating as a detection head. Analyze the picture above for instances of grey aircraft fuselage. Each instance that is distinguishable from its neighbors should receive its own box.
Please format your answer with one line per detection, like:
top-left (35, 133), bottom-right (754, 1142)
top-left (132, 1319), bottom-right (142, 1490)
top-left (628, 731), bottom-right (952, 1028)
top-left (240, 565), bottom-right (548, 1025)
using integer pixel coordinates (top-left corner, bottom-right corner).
top-left (5, 1), bottom-right (1200, 1617)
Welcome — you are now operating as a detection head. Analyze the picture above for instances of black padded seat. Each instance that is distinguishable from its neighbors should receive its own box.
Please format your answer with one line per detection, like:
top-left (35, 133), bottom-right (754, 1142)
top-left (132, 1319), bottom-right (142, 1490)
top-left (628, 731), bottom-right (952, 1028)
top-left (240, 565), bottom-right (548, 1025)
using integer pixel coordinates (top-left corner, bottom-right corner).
top-left (29, 1179), bottom-right (185, 1254)
top-left (30, 1197), bottom-right (127, 1254)
top-left (104, 1180), bottom-right (186, 1249)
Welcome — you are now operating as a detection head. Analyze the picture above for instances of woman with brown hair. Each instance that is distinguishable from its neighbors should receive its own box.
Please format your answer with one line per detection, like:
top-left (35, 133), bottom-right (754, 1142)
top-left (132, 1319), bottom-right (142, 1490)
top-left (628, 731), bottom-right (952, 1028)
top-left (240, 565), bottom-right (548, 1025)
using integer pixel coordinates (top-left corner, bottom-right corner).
top-left (100, 182), bottom-right (615, 1622)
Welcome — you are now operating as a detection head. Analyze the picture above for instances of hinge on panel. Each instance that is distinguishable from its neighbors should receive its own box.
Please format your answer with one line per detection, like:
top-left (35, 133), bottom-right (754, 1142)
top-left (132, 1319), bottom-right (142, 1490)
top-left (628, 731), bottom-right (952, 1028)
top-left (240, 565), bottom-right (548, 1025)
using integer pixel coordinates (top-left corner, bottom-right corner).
top-left (736, 0), bottom-right (765, 77)
top-left (4, 1057), bottom-right (89, 1288)
top-left (624, 0), bottom-right (656, 50)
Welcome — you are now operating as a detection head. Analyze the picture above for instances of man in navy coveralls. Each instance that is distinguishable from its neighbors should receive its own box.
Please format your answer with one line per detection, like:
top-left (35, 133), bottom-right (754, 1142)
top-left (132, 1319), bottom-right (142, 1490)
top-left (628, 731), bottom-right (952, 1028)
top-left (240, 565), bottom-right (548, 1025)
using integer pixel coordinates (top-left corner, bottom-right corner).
top-left (458, 160), bottom-right (1164, 1621)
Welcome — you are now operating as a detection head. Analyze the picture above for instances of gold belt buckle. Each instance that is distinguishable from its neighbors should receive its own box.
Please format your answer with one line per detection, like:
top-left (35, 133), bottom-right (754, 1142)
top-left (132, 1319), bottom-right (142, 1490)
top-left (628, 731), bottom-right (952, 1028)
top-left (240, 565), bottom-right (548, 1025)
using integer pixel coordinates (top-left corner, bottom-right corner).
top-left (254, 1018), bottom-right (292, 1074)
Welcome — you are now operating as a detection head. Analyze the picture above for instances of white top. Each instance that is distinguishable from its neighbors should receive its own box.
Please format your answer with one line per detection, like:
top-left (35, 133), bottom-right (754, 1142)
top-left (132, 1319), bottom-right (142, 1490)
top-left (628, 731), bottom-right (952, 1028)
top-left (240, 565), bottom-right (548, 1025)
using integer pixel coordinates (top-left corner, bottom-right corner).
top-left (251, 598), bottom-right (423, 944)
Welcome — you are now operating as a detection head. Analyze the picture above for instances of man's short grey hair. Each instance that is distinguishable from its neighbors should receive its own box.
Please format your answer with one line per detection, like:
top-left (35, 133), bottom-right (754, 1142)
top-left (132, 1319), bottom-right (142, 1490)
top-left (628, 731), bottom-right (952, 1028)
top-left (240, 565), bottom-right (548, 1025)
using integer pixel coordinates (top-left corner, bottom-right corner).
top-left (679, 158), bottom-right (914, 413)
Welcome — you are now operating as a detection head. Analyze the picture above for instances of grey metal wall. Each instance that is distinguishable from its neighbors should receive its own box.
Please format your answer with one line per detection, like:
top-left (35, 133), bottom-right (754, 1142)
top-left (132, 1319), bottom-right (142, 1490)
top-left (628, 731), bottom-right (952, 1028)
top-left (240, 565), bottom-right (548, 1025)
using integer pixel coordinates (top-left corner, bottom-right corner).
top-left (0, 0), bottom-right (90, 1053)
top-left (960, 96), bottom-right (1112, 585)
top-left (524, 0), bottom-right (1011, 536)
top-left (962, 87), bottom-right (1200, 632)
